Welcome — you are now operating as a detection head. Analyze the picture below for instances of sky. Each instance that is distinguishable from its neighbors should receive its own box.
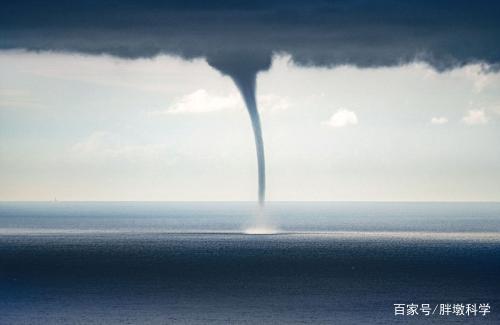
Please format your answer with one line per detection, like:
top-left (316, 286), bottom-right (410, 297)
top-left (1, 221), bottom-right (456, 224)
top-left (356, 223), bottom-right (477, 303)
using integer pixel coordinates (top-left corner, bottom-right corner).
top-left (1, 1), bottom-right (500, 201)
top-left (1, 51), bottom-right (499, 201)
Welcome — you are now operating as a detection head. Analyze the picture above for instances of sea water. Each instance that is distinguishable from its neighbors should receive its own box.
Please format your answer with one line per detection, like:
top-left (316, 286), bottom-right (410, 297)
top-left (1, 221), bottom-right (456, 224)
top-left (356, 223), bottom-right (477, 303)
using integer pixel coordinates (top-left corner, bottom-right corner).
top-left (1, 202), bottom-right (499, 324)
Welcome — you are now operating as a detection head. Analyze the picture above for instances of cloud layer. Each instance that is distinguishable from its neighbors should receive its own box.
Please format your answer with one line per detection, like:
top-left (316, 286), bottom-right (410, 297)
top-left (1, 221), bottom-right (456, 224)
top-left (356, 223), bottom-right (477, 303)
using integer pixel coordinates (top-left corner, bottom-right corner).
top-left (462, 110), bottom-right (488, 125)
top-left (160, 89), bottom-right (240, 115)
top-left (323, 109), bottom-right (358, 128)
top-left (150, 89), bottom-right (289, 115)
top-left (1, 1), bottom-right (500, 71)
top-left (430, 117), bottom-right (448, 125)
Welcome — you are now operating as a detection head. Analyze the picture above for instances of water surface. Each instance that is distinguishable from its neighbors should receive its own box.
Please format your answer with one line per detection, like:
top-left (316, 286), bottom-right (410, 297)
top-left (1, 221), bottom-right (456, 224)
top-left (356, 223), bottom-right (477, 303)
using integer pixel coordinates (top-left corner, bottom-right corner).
top-left (1, 202), bottom-right (499, 324)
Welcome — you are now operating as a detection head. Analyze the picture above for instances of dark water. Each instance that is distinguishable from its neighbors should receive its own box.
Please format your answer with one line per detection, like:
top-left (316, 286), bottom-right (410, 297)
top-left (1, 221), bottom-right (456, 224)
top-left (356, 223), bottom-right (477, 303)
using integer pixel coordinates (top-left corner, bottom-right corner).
top-left (1, 202), bottom-right (499, 324)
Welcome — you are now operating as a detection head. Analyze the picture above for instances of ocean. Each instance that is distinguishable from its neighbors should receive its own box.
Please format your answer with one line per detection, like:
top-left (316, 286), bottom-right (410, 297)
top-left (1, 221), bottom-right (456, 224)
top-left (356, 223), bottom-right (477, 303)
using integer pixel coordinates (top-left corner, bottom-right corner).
top-left (1, 202), bottom-right (499, 324)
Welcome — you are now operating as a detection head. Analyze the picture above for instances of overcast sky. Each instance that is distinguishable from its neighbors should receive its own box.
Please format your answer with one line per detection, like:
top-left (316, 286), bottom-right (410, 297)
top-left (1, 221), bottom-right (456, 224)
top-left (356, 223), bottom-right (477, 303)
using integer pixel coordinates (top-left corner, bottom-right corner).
top-left (1, 51), bottom-right (499, 201)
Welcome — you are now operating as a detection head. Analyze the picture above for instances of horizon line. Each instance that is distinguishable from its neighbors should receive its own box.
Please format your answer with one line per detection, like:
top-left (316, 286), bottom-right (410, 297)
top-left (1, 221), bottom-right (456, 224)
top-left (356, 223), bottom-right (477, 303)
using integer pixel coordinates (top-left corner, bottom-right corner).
top-left (1, 200), bottom-right (499, 204)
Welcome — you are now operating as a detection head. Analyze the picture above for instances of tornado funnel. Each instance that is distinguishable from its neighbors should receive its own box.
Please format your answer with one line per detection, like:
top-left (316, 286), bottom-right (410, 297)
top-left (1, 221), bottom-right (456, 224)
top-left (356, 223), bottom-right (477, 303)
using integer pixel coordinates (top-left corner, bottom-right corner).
top-left (207, 53), bottom-right (271, 207)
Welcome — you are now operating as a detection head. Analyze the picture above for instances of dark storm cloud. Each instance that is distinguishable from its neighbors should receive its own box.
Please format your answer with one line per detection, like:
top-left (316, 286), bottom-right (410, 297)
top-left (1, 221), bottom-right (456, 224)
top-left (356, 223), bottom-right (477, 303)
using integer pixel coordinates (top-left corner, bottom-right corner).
top-left (1, 0), bottom-right (499, 71)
